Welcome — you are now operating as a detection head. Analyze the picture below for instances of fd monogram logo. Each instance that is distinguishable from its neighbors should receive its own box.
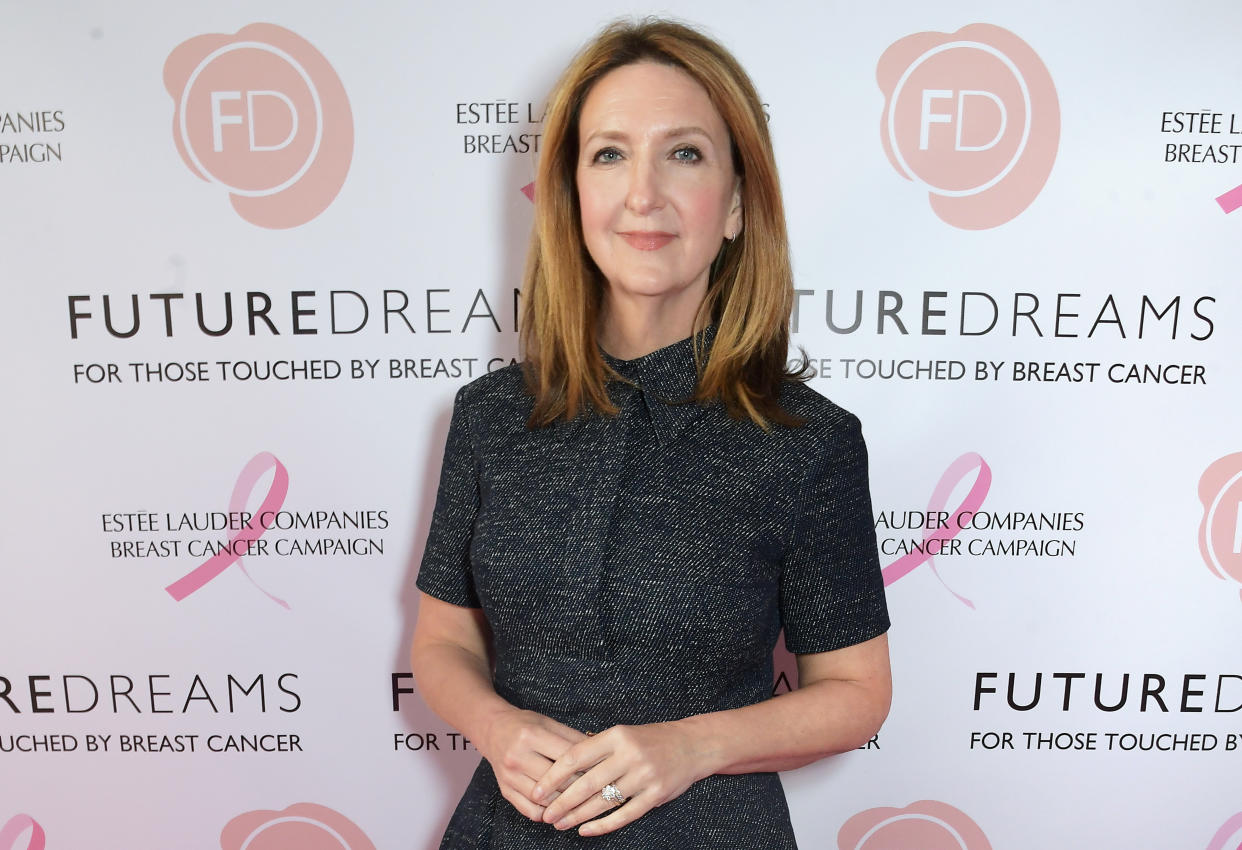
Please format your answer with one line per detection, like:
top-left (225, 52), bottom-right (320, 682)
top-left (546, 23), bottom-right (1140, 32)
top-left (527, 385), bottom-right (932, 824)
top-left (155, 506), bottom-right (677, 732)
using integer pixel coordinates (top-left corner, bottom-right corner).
top-left (164, 23), bottom-right (353, 228)
top-left (877, 23), bottom-right (1059, 229)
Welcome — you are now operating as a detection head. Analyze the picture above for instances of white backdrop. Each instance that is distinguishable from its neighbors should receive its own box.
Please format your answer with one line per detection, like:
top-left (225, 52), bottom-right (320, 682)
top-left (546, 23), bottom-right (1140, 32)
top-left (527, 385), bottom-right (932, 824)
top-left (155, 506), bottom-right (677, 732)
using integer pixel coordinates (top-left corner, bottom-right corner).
top-left (3, 1), bottom-right (1241, 848)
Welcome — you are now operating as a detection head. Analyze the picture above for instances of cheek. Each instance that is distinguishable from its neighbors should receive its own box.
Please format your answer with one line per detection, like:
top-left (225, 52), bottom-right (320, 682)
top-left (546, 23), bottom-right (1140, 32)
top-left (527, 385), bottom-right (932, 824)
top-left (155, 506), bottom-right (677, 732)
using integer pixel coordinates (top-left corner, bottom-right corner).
top-left (576, 178), bottom-right (614, 240)
top-left (680, 185), bottom-right (733, 236)
top-left (577, 195), bottom-right (607, 234)
top-left (577, 207), bottom-right (609, 267)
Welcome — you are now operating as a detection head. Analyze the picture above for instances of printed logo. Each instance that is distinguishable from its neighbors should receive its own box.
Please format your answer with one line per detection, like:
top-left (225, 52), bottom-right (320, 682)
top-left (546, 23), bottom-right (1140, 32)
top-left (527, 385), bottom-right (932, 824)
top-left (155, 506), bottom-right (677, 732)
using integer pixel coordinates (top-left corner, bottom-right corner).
top-left (839, 801), bottom-right (991, 850)
top-left (454, 98), bottom-right (542, 202)
top-left (0, 815), bottom-right (45, 850)
top-left (221, 803), bottom-right (374, 850)
top-left (1217, 183), bottom-right (1242, 214)
top-left (164, 23), bottom-right (353, 228)
top-left (881, 452), bottom-right (992, 608)
top-left (877, 23), bottom-right (1059, 229)
top-left (165, 452), bottom-right (291, 607)
top-left (1206, 812), bottom-right (1242, 850)
top-left (1197, 453), bottom-right (1242, 603)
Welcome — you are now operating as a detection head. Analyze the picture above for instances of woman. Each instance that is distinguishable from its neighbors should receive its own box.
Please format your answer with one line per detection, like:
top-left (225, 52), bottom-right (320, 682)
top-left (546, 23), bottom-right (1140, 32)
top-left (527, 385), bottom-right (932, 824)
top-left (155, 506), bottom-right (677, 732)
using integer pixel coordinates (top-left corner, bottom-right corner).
top-left (411, 17), bottom-right (890, 849)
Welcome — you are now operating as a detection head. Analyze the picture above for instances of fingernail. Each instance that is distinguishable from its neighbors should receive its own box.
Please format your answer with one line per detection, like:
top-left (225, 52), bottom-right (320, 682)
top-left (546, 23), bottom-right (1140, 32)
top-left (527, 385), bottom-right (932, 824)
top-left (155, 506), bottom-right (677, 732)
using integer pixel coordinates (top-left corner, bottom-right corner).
top-left (555, 819), bottom-right (569, 830)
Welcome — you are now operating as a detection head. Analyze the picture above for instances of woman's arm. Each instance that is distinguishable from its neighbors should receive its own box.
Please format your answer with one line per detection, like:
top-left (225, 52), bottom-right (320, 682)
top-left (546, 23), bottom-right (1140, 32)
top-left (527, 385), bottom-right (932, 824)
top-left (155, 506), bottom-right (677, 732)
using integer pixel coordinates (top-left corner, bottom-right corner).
top-left (684, 632), bottom-right (890, 773)
top-left (532, 633), bottom-right (891, 836)
top-left (410, 592), bottom-right (588, 821)
top-left (409, 592), bottom-right (508, 748)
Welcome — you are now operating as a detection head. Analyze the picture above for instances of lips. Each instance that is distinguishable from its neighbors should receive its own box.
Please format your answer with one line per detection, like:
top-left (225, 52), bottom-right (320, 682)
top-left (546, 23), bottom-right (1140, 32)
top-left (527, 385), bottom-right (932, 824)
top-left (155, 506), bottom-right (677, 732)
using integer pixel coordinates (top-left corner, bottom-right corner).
top-left (618, 231), bottom-right (675, 250)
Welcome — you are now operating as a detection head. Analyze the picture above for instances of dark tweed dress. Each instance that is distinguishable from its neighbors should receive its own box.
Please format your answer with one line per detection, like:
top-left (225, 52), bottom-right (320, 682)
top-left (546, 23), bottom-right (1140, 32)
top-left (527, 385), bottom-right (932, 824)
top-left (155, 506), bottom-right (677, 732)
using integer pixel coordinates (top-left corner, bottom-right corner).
top-left (415, 325), bottom-right (890, 849)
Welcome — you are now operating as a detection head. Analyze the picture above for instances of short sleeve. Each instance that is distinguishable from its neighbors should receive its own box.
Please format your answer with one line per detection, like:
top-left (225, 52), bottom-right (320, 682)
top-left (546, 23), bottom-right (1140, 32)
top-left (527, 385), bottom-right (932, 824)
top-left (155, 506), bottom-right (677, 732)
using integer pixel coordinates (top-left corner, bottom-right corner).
top-left (779, 412), bottom-right (890, 654)
top-left (415, 385), bottom-right (482, 608)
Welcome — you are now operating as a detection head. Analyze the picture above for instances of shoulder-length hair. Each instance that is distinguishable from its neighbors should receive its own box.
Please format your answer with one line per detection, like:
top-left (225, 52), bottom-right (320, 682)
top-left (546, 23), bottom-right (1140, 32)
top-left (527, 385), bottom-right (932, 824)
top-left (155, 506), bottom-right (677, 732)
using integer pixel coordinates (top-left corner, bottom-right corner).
top-left (519, 17), bottom-right (808, 430)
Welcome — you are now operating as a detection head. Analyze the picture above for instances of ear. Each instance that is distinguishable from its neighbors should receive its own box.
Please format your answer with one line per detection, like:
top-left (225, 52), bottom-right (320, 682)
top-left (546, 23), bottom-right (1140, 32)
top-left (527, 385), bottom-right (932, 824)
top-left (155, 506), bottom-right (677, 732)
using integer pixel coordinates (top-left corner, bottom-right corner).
top-left (725, 176), bottom-right (743, 240)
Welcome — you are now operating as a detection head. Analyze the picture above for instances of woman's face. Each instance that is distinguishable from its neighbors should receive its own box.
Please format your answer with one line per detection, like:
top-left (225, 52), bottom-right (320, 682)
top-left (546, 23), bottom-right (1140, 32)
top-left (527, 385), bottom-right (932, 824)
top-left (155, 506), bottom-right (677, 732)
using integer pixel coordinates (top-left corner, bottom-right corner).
top-left (576, 61), bottom-right (742, 309)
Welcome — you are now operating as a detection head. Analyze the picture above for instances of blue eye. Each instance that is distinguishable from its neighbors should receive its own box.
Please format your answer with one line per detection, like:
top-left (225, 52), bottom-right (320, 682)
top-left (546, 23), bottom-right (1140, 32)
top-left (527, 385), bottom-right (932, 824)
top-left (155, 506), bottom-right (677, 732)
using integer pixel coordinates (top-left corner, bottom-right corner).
top-left (593, 147), bottom-right (622, 163)
top-left (673, 146), bottom-right (702, 162)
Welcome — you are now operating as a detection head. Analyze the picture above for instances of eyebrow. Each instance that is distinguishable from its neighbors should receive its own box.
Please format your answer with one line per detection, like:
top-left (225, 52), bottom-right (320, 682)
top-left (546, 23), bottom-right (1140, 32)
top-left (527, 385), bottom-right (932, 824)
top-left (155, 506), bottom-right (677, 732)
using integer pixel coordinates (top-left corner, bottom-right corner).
top-left (581, 126), bottom-right (713, 146)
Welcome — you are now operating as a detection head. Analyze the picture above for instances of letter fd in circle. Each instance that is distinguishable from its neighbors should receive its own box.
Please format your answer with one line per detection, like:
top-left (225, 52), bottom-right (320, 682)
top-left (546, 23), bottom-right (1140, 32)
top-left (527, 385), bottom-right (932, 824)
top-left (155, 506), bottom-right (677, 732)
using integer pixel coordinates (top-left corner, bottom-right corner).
top-left (877, 23), bottom-right (1059, 229)
top-left (164, 23), bottom-right (354, 229)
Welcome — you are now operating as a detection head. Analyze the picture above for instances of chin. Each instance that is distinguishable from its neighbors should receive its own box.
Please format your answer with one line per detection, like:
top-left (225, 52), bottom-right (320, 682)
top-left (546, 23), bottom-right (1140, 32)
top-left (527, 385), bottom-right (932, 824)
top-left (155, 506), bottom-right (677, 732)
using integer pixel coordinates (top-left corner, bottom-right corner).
top-left (608, 276), bottom-right (695, 300)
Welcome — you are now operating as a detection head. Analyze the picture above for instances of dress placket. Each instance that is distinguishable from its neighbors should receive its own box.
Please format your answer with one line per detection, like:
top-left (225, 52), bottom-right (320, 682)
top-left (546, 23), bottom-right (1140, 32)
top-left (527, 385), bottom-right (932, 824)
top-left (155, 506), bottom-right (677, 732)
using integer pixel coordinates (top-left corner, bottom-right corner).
top-left (569, 381), bottom-right (644, 665)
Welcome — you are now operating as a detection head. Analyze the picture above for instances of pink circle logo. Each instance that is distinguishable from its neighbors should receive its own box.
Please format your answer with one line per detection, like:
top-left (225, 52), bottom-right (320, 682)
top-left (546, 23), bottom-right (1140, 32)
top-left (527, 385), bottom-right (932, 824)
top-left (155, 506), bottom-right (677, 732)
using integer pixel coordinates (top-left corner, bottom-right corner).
top-left (221, 803), bottom-right (375, 850)
top-left (1198, 453), bottom-right (1242, 603)
top-left (877, 23), bottom-right (1059, 229)
top-left (164, 23), bottom-right (353, 228)
top-left (839, 800), bottom-right (991, 850)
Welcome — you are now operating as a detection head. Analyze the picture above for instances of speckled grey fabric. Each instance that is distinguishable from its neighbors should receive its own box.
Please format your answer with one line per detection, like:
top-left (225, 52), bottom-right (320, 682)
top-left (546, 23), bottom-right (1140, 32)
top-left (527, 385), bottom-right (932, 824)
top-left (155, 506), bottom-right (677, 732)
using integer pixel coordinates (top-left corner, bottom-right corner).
top-left (416, 324), bottom-right (889, 849)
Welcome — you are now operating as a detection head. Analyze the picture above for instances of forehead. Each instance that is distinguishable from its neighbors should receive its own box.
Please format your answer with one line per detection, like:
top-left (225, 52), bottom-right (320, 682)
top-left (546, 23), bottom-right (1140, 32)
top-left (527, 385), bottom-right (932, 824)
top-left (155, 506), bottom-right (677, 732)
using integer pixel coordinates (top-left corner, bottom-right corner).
top-left (578, 61), bottom-right (728, 138)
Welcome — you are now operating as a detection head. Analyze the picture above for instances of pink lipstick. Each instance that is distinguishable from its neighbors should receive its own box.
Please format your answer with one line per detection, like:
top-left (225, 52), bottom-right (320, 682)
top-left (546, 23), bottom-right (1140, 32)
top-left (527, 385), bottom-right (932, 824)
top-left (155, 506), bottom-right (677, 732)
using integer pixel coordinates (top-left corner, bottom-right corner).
top-left (618, 231), bottom-right (675, 250)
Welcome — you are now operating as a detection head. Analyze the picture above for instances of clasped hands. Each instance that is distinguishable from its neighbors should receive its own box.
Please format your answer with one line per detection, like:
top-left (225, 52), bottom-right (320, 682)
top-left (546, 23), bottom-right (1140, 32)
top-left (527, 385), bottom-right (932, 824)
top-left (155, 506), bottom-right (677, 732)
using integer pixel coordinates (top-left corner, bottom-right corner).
top-left (479, 708), bottom-right (706, 837)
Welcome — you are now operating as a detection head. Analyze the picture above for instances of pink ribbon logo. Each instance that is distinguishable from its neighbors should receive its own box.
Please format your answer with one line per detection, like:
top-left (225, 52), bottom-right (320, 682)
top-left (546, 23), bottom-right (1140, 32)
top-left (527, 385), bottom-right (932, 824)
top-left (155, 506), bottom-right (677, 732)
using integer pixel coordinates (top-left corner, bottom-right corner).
top-left (881, 452), bottom-right (992, 608)
top-left (0, 816), bottom-right (45, 850)
top-left (1217, 184), bottom-right (1242, 214)
top-left (1206, 812), bottom-right (1242, 850)
top-left (165, 452), bottom-right (290, 607)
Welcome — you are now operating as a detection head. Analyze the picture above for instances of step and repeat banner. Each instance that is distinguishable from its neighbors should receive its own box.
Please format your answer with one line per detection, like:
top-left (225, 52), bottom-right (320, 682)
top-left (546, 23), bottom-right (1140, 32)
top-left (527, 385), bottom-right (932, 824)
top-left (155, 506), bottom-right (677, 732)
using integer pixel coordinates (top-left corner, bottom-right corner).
top-left (2, 1), bottom-right (1240, 848)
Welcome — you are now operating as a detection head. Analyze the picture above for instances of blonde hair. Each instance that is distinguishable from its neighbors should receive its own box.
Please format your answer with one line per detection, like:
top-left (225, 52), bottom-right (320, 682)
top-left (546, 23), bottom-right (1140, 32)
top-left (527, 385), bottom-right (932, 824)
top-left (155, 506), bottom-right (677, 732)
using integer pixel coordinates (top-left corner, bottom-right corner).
top-left (520, 17), bottom-right (808, 429)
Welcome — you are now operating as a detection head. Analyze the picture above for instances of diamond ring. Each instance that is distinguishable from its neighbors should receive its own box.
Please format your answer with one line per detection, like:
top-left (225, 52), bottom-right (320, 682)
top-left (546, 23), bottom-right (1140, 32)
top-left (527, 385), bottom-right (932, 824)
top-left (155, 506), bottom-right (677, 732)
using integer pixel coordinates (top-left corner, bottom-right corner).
top-left (600, 783), bottom-right (625, 804)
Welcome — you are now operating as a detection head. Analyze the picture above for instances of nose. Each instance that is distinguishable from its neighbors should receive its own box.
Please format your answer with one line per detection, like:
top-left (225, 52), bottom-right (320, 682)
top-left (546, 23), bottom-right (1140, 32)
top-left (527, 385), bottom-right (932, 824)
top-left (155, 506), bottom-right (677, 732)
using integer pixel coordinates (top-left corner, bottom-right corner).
top-left (624, 157), bottom-right (663, 216)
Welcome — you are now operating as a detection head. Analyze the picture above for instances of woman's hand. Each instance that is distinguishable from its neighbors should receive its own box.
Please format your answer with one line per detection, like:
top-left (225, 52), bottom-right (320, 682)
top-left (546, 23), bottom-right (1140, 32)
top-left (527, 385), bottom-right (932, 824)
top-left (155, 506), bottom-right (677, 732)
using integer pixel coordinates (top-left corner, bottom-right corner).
top-left (531, 721), bottom-right (712, 836)
top-left (476, 708), bottom-right (590, 822)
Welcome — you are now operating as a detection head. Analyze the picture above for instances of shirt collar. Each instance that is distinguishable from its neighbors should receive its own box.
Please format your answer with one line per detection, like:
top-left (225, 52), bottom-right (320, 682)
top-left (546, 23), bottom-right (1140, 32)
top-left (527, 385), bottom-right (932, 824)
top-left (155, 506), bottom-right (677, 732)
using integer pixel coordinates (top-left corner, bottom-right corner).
top-left (598, 324), bottom-right (718, 447)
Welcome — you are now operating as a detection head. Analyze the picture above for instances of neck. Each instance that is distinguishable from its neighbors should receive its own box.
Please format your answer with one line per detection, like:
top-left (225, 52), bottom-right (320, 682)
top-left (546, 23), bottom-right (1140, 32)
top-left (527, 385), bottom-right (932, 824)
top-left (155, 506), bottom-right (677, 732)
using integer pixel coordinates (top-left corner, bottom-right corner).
top-left (597, 283), bottom-right (708, 360)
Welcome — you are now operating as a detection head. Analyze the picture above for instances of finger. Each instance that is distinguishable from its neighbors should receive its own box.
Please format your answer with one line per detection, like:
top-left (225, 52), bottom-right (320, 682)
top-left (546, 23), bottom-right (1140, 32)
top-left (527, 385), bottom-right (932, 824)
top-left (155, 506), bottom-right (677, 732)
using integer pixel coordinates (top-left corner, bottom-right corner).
top-left (542, 717), bottom-right (590, 743)
top-left (560, 775), bottom-right (639, 833)
top-left (515, 752), bottom-right (556, 783)
top-left (541, 763), bottom-right (624, 826)
top-left (525, 727), bottom-right (585, 764)
top-left (577, 788), bottom-right (653, 837)
top-left (532, 739), bottom-right (607, 805)
top-left (501, 766), bottom-right (582, 809)
top-left (498, 784), bottom-right (545, 822)
top-left (537, 770), bottom-right (584, 804)
top-left (503, 769), bottom-right (544, 801)
top-left (497, 764), bottom-right (586, 807)
top-left (500, 771), bottom-right (585, 823)
top-left (552, 790), bottom-right (618, 832)
top-left (496, 747), bottom-right (554, 787)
